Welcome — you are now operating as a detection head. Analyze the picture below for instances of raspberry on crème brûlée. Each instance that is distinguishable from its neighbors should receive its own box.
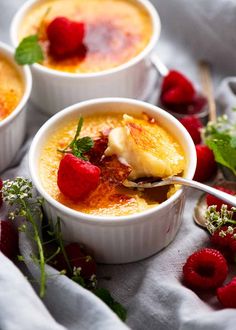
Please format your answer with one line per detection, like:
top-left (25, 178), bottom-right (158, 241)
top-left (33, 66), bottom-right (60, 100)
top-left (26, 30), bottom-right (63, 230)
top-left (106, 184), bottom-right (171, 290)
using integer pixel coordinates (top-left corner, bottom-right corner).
top-left (39, 113), bottom-right (186, 217)
top-left (18, 0), bottom-right (153, 73)
top-left (0, 54), bottom-right (24, 122)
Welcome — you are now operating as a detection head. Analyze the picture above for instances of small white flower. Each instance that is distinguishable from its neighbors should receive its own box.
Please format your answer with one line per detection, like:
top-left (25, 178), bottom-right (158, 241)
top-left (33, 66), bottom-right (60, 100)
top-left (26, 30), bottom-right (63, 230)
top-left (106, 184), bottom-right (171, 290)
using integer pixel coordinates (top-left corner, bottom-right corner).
top-left (219, 230), bottom-right (227, 238)
top-left (227, 226), bottom-right (234, 234)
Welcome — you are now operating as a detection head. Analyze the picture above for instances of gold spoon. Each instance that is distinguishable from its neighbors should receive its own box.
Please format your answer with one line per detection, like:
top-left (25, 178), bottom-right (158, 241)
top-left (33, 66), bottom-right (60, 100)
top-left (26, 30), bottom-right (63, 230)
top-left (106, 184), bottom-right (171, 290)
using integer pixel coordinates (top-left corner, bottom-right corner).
top-left (198, 60), bottom-right (217, 122)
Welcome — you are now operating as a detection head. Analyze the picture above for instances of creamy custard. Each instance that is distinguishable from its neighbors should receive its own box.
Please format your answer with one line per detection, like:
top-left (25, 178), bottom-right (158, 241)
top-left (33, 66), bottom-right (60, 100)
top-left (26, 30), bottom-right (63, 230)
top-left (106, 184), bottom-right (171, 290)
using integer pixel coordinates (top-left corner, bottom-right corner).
top-left (39, 113), bottom-right (185, 216)
top-left (105, 114), bottom-right (185, 179)
top-left (0, 54), bottom-right (24, 121)
top-left (19, 0), bottom-right (153, 73)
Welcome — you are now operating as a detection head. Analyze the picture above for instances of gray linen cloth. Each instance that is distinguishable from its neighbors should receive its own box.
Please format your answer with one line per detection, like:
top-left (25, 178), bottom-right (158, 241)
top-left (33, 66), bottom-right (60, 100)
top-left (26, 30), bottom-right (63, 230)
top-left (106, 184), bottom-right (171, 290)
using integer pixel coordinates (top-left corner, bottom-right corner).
top-left (1, 1), bottom-right (236, 329)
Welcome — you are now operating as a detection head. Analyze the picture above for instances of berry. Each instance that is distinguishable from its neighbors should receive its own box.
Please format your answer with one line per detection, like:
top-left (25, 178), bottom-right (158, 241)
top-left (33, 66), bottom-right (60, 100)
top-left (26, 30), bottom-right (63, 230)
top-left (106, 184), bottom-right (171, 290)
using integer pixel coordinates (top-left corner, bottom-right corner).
top-left (87, 134), bottom-right (108, 165)
top-left (194, 144), bottom-right (217, 182)
top-left (217, 277), bottom-right (236, 308)
top-left (57, 154), bottom-right (100, 201)
top-left (160, 70), bottom-right (195, 105)
top-left (53, 243), bottom-right (96, 280)
top-left (206, 186), bottom-right (235, 211)
top-left (0, 220), bottom-right (18, 260)
top-left (211, 226), bottom-right (236, 249)
top-left (0, 178), bottom-right (3, 207)
top-left (183, 248), bottom-right (228, 290)
top-left (179, 116), bottom-right (203, 144)
top-left (211, 226), bottom-right (236, 262)
top-left (166, 94), bottom-right (207, 115)
top-left (47, 17), bottom-right (85, 57)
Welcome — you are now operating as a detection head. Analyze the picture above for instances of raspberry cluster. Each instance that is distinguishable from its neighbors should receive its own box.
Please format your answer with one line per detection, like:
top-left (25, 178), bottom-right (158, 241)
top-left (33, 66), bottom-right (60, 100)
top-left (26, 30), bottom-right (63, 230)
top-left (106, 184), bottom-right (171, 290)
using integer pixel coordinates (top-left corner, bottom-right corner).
top-left (160, 71), bottom-right (217, 182)
top-left (178, 116), bottom-right (217, 182)
top-left (183, 194), bottom-right (236, 308)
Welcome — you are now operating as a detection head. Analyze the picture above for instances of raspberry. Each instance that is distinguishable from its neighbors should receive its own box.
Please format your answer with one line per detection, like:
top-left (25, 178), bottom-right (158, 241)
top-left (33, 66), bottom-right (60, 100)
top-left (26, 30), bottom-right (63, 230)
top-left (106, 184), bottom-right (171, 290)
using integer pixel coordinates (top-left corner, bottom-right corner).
top-left (179, 116), bottom-right (203, 144)
top-left (47, 17), bottom-right (85, 57)
top-left (217, 277), bottom-right (236, 308)
top-left (0, 178), bottom-right (3, 208)
top-left (211, 226), bottom-right (236, 262)
top-left (160, 70), bottom-right (195, 105)
top-left (0, 220), bottom-right (18, 260)
top-left (211, 226), bottom-right (235, 249)
top-left (183, 248), bottom-right (228, 290)
top-left (230, 237), bottom-right (236, 255)
top-left (52, 243), bottom-right (97, 280)
top-left (206, 186), bottom-right (235, 211)
top-left (194, 144), bottom-right (217, 182)
top-left (57, 154), bottom-right (100, 201)
top-left (166, 94), bottom-right (207, 115)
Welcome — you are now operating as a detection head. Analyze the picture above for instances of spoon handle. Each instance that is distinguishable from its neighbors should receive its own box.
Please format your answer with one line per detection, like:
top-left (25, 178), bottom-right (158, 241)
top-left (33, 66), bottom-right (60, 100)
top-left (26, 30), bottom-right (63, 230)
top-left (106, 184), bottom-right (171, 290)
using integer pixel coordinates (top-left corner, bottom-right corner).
top-left (159, 177), bottom-right (236, 207)
top-left (150, 54), bottom-right (169, 77)
top-left (198, 61), bottom-right (217, 122)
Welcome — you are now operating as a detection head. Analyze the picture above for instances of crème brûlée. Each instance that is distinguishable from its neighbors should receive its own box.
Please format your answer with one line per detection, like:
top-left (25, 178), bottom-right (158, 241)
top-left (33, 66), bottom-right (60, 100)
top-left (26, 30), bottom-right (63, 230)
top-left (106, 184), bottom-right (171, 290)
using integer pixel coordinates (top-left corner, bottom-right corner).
top-left (0, 54), bottom-right (24, 121)
top-left (39, 113), bottom-right (185, 217)
top-left (18, 0), bottom-right (153, 73)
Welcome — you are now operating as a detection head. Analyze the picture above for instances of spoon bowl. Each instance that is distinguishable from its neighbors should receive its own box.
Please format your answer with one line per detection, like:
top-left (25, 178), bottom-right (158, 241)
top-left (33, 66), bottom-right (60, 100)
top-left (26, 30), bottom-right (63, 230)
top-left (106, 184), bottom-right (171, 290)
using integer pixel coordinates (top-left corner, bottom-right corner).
top-left (123, 176), bottom-right (236, 207)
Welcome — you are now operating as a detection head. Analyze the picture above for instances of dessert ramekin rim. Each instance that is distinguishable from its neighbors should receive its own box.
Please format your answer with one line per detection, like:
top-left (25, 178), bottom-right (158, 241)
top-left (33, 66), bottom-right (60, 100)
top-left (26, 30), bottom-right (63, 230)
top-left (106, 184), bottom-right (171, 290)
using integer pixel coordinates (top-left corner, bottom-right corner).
top-left (10, 0), bottom-right (161, 79)
top-left (29, 97), bottom-right (197, 225)
top-left (0, 41), bottom-right (32, 129)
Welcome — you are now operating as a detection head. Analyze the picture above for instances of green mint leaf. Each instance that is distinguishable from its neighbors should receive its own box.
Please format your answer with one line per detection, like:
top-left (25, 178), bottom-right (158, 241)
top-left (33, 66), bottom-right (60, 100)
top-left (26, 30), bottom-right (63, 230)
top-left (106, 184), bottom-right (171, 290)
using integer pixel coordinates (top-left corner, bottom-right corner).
top-left (111, 302), bottom-right (127, 322)
top-left (230, 136), bottom-right (236, 148)
top-left (15, 35), bottom-right (44, 65)
top-left (94, 287), bottom-right (114, 305)
top-left (58, 117), bottom-right (94, 160)
top-left (76, 137), bottom-right (94, 153)
top-left (72, 275), bottom-right (86, 287)
top-left (206, 132), bottom-right (236, 175)
top-left (93, 288), bottom-right (127, 321)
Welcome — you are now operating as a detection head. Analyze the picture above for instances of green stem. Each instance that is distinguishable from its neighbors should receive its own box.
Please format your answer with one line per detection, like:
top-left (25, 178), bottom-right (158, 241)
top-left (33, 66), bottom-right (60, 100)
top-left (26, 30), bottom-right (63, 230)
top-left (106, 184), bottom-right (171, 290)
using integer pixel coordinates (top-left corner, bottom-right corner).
top-left (226, 219), bottom-right (236, 225)
top-left (21, 200), bottom-right (46, 298)
top-left (56, 219), bottom-right (72, 274)
top-left (45, 247), bottom-right (60, 263)
top-left (42, 238), bottom-right (57, 245)
top-left (57, 149), bottom-right (73, 154)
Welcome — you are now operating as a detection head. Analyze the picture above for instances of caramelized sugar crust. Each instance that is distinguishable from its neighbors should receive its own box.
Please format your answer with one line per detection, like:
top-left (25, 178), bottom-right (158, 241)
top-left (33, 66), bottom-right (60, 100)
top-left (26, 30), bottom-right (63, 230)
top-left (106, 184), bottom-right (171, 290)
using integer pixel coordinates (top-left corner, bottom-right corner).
top-left (39, 113), bottom-right (185, 217)
top-left (0, 55), bottom-right (24, 121)
top-left (19, 0), bottom-right (153, 73)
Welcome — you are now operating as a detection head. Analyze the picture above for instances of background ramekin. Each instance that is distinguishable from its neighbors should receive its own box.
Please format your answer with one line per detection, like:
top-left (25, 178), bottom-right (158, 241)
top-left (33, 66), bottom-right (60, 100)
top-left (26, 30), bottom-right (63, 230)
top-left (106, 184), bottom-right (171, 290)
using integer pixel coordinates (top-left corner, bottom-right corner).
top-left (0, 42), bottom-right (32, 173)
top-left (10, 0), bottom-right (161, 116)
top-left (29, 98), bottom-right (196, 264)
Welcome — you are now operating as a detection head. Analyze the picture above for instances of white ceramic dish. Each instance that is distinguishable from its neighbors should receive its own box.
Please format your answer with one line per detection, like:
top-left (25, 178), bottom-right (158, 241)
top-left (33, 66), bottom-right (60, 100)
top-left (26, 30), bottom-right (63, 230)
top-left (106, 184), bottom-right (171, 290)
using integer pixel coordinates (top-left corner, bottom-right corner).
top-left (10, 0), bottom-right (161, 116)
top-left (29, 98), bottom-right (196, 264)
top-left (0, 42), bottom-right (32, 173)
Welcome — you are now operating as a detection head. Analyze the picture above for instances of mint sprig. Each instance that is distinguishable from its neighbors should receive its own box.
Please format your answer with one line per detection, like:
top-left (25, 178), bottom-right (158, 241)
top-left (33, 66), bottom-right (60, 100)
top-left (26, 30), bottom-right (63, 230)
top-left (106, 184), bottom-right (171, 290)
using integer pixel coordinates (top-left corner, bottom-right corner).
top-left (206, 133), bottom-right (236, 175)
top-left (204, 115), bottom-right (236, 175)
top-left (15, 35), bottom-right (44, 65)
top-left (58, 117), bottom-right (94, 160)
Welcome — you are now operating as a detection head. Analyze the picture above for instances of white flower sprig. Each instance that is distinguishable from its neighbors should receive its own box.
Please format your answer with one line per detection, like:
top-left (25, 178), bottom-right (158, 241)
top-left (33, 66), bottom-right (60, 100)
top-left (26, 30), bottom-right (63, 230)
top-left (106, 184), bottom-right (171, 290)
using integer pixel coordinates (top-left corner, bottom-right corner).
top-left (2, 177), bottom-right (46, 297)
top-left (205, 204), bottom-right (236, 234)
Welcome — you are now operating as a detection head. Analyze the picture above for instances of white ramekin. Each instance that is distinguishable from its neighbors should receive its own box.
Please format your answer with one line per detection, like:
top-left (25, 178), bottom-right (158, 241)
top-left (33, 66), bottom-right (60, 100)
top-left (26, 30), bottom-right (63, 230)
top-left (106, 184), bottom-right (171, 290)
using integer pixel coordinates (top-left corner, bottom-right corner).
top-left (10, 0), bottom-right (161, 116)
top-left (0, 42), bottom-right (32, 174)
top-left (29, 98), bottom-right (196, 264)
